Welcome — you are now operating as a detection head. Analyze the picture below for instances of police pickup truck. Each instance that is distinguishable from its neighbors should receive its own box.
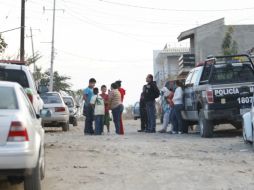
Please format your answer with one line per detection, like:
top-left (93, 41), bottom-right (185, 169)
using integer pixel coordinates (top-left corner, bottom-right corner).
top-left (182, 55), bottom-right (254, 138)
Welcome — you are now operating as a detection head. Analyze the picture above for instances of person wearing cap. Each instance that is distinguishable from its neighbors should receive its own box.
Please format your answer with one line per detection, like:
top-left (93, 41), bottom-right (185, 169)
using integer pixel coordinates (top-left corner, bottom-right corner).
top-left (115, 80), bottom-right (126, 135)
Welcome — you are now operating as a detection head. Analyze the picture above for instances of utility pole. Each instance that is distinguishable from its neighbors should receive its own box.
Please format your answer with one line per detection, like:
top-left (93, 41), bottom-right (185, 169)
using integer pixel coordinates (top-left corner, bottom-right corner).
top-left (20, 0), bottom-right (25, 62)
top-left (30, 27), bottom-right (36, 72)
top-left (49, 0), bottom-right (56, 92)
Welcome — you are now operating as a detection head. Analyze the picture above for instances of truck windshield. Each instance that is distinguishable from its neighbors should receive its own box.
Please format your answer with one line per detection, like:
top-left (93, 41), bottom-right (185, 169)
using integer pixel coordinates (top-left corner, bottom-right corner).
top-left (210, 63), bottom-right (254, 84)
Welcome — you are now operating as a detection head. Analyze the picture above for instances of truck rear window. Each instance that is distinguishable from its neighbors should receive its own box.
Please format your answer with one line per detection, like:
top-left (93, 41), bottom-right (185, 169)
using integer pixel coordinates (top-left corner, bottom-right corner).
top-left (210, 63), bottom-right (254, 84)
top-left (0, 69), bottom-right (29, 88)
top-left (0, 87), bottom-right (18, 109)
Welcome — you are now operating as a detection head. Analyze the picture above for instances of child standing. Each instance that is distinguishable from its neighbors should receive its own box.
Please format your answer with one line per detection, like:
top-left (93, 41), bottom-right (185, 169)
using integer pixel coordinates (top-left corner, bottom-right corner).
top-left (100, 85), bottom-right (110, 133)
top-left (90, 88), bottom-right (105, 135)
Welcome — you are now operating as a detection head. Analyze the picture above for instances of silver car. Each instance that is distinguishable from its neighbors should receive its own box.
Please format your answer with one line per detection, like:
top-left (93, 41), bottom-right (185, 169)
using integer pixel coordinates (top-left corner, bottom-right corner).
top-left (63, 96), bottom-right (80, 127)
top-left (0, 81), bottom-right (45, 190)
top-left (40, 92), bottom-right (70, 131)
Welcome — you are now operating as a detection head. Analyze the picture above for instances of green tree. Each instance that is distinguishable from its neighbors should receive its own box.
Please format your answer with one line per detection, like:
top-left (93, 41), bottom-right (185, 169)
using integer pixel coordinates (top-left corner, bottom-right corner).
top-left (0, 34), bottom-right (7, 53)
top-left (40, 71), bottom-right (72, 92)
top-left (222, 26), bottom-right (238, 56)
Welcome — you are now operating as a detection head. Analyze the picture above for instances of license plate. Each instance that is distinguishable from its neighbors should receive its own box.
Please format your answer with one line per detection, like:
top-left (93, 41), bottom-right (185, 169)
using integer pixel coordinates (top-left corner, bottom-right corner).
top-left (221, 98), bottom-right (226, 104)
top-left (41, 109), bottom-right (52, 117)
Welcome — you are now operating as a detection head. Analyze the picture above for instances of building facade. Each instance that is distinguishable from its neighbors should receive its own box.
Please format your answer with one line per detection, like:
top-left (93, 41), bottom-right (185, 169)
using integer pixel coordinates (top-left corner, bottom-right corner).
top-left (177, 18), bottom-right (254, 63)
top-left (153, 46), bottom-right (189, 89)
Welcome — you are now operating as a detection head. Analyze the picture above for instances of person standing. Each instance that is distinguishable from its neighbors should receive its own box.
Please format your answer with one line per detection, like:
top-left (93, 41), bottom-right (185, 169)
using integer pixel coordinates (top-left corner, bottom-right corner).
top-left (100, 85), bottom-right (110, 133)
top-left (109, 83), bottom-right (123, 135)
top-left (138, 86), bottom-right (148, 132)
top-left (143, 74), bottom-right (160, 133)
top-left (171, 80), bottom-right (184, 134)
top-left (83, 78), bottom-right (96, 135)
top-left (158, 88), bottom-right (174, 133)
top-left (90, 88), bottom-right (105, 135)
top-left (115, 80), bottom-right (125, 135)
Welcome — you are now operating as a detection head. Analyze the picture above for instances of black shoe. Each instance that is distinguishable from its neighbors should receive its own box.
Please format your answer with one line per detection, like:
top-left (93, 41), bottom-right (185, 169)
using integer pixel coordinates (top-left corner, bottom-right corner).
top-left (138, 129), bottom-right (145, 132)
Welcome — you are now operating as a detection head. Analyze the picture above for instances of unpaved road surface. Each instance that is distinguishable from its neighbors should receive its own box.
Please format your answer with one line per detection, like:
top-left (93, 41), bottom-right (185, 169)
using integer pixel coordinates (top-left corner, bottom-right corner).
top-left (1, 120), bottom-right (254, 190)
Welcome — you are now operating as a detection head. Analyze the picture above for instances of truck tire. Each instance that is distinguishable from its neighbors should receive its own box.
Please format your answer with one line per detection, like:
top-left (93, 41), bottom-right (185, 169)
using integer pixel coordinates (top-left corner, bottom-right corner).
top-left (24, 160), bottom-right (41, 190)
top-left (62, 122), bottom-right (70, 132)
top-left (199, 110), bottom-right (213, 138)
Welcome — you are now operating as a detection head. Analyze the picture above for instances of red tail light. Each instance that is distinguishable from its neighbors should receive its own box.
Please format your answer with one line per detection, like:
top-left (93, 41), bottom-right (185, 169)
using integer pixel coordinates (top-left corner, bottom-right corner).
top-left (7, 121), bottom-right (29, 142)
top-left (27, 93), bottom-right (33, 104)
top-left (55, 107), bottom-right (66, 112)
top-left (206, 89), bottom-right (214, 104)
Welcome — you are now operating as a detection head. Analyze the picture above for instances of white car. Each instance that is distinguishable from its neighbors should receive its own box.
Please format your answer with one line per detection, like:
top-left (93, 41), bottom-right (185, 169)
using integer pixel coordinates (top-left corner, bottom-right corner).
top-left (243, 107), bottom-right (254, 150)
top-left (0, 61), bottom-right (44, 114)
top-left (0, 81), bottom-right (45, 190)
top-left (63, 96), bottom-right (80, 126)
top-left (40, 92), bottom-right (70, 131)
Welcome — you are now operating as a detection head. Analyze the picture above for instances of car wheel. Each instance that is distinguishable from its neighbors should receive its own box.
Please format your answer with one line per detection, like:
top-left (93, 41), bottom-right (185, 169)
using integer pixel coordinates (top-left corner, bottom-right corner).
top-left (24, 160), bottom-right (41, 190)
top-left (73, 118), bottom-right (78, 127)
top-left (199, 109), bottom-right (213, 138)
top-left (62, 122), bottom-right (70, 132)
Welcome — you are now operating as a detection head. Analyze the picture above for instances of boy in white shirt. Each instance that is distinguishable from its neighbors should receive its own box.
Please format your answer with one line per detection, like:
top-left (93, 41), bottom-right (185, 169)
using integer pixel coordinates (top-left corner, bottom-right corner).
top-left (90, 88), bottom-right (105, 135)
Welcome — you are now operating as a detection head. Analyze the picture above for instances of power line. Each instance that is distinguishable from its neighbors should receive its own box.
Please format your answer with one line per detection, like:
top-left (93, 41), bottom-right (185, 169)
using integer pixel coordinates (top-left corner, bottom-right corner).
top-left (99, 0), bottom-right (254, 12)
top-left (57, 49), bottom-right (151, 63)
top-left (0, 26), bottom-right (24, 34)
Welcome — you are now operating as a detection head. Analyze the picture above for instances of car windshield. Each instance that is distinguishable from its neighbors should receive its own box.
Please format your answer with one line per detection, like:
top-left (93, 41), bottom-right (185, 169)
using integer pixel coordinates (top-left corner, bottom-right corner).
top-left (210, 63), bottom-right (254, 84)
top-left (63, 97), bottom-right (74, 107)
top-left (41, 93), bottom-right (62, 104)
top-left (0, 86), bottom-right (18, 109)
top-left (0, 69), bottom-right (29, 88)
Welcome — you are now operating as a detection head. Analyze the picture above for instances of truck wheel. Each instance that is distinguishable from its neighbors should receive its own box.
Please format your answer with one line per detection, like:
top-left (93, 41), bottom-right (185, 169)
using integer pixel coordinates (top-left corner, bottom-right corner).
top-left (199, 110), bottom-right (213, 138)
top-left (24, 160), bottom-right (41, 190)
top-left (62, 122), bottom-right (70, 132)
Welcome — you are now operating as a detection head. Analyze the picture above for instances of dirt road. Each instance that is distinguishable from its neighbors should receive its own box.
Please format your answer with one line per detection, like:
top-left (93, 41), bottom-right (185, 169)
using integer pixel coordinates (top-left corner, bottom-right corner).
top-left (1, 120), bottom-right (254, 190)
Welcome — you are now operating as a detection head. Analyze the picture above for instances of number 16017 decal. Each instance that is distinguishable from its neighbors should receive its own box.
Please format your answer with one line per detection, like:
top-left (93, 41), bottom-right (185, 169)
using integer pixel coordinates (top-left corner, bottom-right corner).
top-left (237, 97), bottom-right (253, 104)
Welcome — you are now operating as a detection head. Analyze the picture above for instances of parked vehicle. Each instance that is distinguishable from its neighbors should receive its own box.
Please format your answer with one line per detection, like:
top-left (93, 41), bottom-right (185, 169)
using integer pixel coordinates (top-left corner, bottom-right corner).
top-left (242, 109), bottom-right (254, 149)
top-left (182, 54), bottom-right (254, 138)
top-left (0, 60), bottom-right (43, 114)
top-left (40, 92), bottom-right (70, 131)
top-left (62, 95), bottom-right (80, 126)
top-left (133, 102), bottom-right (140, 120)
top-left (0, 81), bottom-right (45, 190)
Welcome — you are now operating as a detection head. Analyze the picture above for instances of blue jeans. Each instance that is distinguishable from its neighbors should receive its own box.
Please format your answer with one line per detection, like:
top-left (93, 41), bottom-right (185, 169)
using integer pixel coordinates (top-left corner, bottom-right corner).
top-left (84, 104), bottom-right (94, 134)
top-left (146, 101), bottom-right (156, 132)
top-left (94, 115), bottom-right (104, 135)
top-left (112, 104), bottom-right (124, 134)
top-left (171, 104), bottom-right (184, 132)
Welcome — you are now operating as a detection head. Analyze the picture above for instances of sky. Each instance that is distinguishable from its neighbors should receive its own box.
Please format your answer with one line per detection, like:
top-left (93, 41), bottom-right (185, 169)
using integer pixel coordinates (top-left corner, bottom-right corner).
top-left (1, 0), bottom-right (254, 106)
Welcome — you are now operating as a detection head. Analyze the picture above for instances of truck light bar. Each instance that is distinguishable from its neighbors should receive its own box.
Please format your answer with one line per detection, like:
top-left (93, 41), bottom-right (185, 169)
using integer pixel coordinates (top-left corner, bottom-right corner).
top-left (0, 60), bottom-right (26, 65)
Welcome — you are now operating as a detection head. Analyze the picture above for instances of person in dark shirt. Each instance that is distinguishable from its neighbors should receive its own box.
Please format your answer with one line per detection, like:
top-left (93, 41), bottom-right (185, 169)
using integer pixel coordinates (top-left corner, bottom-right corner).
top-left (138, 85), bottom-right (148, 132)
top-left (143, 74), bottom-right (160, 133)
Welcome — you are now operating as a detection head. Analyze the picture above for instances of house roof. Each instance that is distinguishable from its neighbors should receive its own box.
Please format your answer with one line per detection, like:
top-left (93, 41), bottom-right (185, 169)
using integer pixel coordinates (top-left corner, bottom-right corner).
top-left (177, 18), bottom-right (225, 42)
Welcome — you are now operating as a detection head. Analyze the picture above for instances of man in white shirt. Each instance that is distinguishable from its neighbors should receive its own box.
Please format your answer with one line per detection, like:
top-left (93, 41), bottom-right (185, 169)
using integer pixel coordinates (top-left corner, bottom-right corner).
top-left (90, 88), bottom-right (105, 135)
